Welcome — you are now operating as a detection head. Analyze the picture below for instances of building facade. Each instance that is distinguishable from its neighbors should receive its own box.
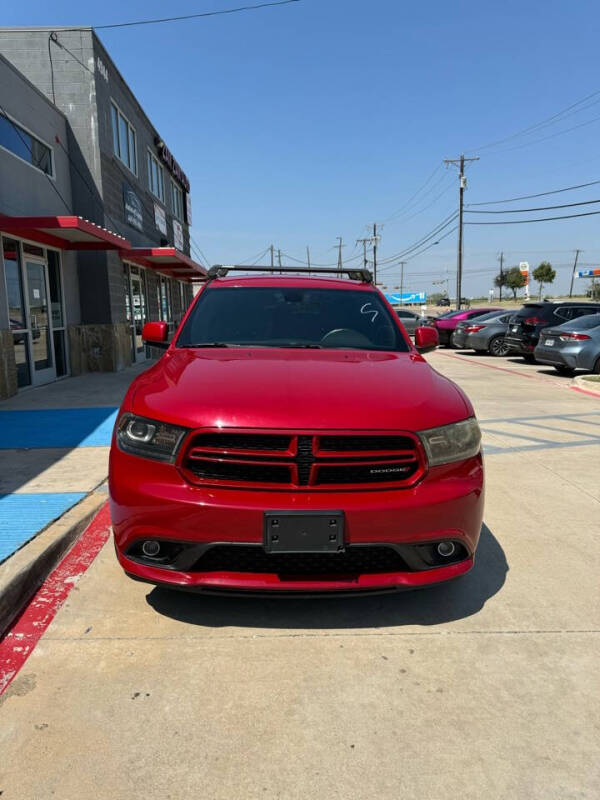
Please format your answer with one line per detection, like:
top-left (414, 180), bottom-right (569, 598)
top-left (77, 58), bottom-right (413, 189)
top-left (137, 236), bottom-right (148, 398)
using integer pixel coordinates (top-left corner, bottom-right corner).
top-left (0, 28), bottom-right (203, 400)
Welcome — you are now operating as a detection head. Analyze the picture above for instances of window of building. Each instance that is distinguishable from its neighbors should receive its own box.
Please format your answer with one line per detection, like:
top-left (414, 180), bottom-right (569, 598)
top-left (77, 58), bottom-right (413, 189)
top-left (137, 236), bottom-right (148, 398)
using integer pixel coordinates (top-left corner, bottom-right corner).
top-left (110, 101), bottom-right (137, 174)
top-left (171, 180), bottom-right (184, 220)
top-left (148, 151), bottom-right (165, 202)
top-left (0, 111), bottom-right (53, 176)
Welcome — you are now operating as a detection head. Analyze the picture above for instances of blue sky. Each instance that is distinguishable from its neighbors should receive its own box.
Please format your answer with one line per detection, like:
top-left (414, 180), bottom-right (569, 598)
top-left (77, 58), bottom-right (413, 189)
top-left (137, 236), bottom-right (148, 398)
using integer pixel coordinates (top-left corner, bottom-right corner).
top-left (5, 0), bottom-right (600, 298)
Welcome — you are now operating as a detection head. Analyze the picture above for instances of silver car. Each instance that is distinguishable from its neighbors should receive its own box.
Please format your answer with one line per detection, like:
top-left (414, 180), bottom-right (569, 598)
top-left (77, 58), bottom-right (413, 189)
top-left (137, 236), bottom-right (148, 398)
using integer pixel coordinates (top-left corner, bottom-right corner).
top-left (534, 313), bottom-right (600, 375)
top-left (459, 312), bottom-right (513, 355)
top-left (393, 307), bottom-right (431, 335)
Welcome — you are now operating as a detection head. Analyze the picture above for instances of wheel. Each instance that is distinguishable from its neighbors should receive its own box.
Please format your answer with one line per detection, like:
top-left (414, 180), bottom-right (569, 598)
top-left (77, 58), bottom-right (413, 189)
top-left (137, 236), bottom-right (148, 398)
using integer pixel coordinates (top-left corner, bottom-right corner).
top-left (522, 354), bottom-right (536, 363)
top-left (553, 365), bottom-right (576, 377)
top-left (487, 336), bottom-right (510, 357)
top-left (594, 357), bottom-right (600, 375)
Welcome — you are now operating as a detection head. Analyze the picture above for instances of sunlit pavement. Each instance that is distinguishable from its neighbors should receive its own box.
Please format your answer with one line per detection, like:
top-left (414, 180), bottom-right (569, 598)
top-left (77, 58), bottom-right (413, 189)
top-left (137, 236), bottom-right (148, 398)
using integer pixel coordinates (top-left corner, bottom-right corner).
top-left (0, 351), bottom-right (598, 799)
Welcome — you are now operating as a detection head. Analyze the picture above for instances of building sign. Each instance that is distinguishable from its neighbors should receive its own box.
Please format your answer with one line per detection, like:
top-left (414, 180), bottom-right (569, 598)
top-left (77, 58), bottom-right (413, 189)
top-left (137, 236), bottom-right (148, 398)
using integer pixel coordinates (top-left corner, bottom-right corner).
top-left (173, 219), bottom-right (184, 251)
top-left (155, 138), bottom-right (190, 193)
top-left (123, 185), bottom-right (143, 232)
top-left (186, 192), bottom-right (192, 226)
top-left (578, 268), bottom-right (600, 277)
top-left (154, 202), bottom-right (167, 236)
top-left (385, 292), bottom-right (426, 305)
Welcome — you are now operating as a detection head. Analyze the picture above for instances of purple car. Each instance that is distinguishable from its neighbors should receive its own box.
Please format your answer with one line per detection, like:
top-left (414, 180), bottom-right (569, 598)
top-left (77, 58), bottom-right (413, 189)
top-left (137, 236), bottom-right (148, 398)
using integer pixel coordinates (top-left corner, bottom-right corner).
top-left (433, 308), bottom-right (503, 347)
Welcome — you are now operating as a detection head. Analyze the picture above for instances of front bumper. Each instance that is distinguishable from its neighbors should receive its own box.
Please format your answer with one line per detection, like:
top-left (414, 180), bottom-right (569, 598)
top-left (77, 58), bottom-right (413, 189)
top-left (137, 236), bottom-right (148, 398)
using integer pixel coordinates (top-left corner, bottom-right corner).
top-left (110, 449), bottom-right (484, 593)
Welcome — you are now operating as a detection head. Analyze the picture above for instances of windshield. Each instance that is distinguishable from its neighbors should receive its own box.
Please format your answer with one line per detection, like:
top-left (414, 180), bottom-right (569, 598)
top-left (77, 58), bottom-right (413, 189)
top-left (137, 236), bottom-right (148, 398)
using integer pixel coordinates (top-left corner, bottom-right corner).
top-left (473, 310), bottom-right (507, 323)
top-left (177, 286), bottom-right (410, 351)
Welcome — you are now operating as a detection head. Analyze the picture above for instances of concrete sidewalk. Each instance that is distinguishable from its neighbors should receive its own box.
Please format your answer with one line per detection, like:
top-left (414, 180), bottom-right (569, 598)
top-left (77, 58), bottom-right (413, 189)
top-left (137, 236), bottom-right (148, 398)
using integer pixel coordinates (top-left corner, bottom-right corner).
top-left (0, 362), bottom-right (150, 633)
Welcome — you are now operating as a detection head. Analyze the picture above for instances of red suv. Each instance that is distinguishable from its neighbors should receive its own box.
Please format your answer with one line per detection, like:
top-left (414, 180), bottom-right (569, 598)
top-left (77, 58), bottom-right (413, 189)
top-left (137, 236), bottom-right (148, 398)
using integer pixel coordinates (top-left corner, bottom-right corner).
top-left (109, 268), bottom-right (484, 595)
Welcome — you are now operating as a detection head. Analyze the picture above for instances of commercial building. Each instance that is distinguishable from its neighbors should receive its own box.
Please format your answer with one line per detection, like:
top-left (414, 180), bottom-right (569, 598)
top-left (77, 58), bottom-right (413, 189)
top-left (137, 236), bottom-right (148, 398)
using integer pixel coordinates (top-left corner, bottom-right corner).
top-left (0, 28), bottom-right (205, 400)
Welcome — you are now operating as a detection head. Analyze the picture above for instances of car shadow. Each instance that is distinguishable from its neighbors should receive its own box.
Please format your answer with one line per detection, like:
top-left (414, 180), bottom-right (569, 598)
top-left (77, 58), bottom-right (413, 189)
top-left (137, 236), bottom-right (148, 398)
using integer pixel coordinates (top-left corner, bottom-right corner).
top-left (146, 523), bottom-right (507, 630)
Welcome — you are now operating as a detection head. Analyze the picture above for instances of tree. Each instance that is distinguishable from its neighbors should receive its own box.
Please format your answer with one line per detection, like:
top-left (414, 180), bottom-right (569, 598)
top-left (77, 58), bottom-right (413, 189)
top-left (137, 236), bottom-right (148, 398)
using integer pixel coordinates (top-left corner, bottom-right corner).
top-left (532, 261), bottom-right (556, 299)
top-left (504, 267), bottom-right (527, 300)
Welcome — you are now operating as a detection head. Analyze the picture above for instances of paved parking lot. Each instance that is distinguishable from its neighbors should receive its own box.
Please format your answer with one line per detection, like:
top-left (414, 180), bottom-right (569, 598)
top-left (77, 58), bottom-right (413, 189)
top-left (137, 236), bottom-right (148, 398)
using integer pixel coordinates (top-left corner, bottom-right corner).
top-left (0, 350), bottom-right (598, 799)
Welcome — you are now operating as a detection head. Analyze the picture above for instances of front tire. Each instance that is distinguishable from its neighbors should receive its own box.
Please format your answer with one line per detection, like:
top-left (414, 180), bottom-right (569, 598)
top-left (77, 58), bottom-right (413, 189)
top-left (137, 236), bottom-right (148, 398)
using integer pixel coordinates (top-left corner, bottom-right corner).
top-left (522, 354), bottom-right (536, 363)
top-left (488, 335), bottom-right (510, 357)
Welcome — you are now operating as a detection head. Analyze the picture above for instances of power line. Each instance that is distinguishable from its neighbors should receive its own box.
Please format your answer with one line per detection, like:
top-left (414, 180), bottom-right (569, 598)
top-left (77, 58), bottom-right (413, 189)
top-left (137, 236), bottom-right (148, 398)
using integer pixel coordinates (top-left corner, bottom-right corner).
top-left (467, 87), bottom-right (600, 153)
top-left (466, 198), bottom-right (600, 214)
top-left (378, 226), bottom-right (458, 273)
top-left (381, 163), bottom-right (444, 222)
top-left (482, 113), bottom-right (600, 156)
top-left (94, 0), bottom-right (301, 30)
top-left (467, 209), bottom-right (600, 225)
top-left (377, 211), bottom-right (458, 264)
top-left (467, 178), bottom-right (600, 206)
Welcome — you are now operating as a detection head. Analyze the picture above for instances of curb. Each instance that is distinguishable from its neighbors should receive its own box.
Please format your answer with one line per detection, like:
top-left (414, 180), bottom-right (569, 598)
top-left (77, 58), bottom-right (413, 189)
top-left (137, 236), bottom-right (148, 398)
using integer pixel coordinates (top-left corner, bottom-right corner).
top-left (572, 376), bottom-right (600, 398)
top-left (0, 490), bottom-right (108, 638)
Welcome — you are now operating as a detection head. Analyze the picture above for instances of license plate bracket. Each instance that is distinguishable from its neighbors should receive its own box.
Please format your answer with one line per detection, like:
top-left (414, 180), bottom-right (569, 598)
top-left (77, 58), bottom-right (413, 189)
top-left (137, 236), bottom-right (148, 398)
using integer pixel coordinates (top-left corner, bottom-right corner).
top-left (264, 511), bottom-right (345, 553)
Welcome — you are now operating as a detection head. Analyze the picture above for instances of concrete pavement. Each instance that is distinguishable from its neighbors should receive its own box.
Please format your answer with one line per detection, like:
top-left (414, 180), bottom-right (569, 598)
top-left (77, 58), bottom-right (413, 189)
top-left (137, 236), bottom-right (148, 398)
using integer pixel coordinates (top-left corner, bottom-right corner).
top-left (0, 350), bottom-right (599, 799)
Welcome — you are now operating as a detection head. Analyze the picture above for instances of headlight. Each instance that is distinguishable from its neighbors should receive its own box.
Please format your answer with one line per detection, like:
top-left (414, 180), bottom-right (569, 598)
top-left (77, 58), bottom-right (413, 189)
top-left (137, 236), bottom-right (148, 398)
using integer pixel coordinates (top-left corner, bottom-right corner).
top-left (418, 417), bottom-right (481, 466)
top-left (116, 413), bottom-right (188, 462)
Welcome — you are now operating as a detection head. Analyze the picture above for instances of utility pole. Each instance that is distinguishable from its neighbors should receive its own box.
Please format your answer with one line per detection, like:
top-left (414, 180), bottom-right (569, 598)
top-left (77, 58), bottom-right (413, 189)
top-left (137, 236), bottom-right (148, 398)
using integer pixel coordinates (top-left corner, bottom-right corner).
top-left (356, 237), bottom-right (370, 268)
top-left (306, 246), bottom-right (311, 275)
top-left (277, 248), bottom-right (282, 273)
top-left (336, 236), bottom-right (344, 275)
top-left (270, 244), bottom-right (274, 269)
top-left (444, 154), bottom-right (479, 309)
top-left (498, 251), bottom-right (504, 302)
top-left (569, 249), bottom-right (582, 297)
top-left (372, 223), bottom-right (378, 284)
top-left (398, 261), bottom-right (406, 305)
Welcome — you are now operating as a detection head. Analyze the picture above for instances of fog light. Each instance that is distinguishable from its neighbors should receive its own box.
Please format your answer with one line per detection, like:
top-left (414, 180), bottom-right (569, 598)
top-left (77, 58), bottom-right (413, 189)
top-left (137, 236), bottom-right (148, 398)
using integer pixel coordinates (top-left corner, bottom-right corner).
top-left (142, 540), bottom-right (161, 557)
top-left (436, 542), bottom-right (456, 558)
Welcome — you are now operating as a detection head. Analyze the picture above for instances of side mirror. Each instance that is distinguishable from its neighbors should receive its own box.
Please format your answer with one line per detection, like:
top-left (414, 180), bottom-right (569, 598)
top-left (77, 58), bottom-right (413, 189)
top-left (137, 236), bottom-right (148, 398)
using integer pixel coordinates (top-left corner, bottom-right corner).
top-left (142, 321), bottom-right (169, 349)
top-left (414, 326), bottom-right (438, 354)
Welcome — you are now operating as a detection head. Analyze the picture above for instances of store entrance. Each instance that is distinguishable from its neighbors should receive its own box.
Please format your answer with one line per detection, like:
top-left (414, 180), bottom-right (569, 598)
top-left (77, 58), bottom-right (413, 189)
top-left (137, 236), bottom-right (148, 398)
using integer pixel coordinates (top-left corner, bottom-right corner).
top-left (3, 238), bottom-right (66, 389)
top-left (124, 263), bottom-right (148, 363)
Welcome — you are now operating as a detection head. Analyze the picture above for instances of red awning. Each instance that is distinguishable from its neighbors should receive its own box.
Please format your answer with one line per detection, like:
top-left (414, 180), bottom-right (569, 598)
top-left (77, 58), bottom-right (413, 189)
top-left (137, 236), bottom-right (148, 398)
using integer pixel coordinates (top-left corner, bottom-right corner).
top-left (121, 247), bottom-right (207, 282)
top-left (0, 216), bottom-right (130, 251)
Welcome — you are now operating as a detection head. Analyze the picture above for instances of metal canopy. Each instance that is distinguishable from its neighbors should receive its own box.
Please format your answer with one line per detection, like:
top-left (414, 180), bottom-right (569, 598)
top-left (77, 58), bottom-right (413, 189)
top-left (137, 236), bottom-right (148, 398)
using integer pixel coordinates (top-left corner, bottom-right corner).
top-left (0, 216), bottom-right (129, 251)
top-left (121, 247), bottom-right (207, 282)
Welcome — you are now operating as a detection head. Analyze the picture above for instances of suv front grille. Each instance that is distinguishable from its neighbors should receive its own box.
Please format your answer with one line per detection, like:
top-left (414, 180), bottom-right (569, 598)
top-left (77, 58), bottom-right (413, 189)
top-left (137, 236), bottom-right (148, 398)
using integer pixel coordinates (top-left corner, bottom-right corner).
top-left (180, 430), bottom-right (425, 490)
top-left (194, 545), bottom-right (407, 575)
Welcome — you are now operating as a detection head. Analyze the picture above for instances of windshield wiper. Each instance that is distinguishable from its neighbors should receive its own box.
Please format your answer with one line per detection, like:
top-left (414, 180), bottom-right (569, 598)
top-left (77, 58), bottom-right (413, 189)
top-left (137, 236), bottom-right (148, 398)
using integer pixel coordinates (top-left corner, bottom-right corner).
top-left (278, 343), bottom-right (322, 349)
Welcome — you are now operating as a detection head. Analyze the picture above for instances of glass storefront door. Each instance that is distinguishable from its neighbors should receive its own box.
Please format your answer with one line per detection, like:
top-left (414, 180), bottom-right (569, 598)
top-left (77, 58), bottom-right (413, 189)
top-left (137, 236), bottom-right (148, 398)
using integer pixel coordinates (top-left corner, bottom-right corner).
top-left (2, 238), bottom-right (67, 389)
top-left (25, 259), bottom-right (55, 385)
top-left (124, 263), bottom-right (148, 362)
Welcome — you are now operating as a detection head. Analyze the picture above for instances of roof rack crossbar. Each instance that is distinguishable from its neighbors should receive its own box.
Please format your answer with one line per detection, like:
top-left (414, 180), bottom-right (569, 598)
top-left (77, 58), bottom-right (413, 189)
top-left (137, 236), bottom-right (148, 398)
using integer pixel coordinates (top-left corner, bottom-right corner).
top-left (207, 264), bottom-right (373, 283)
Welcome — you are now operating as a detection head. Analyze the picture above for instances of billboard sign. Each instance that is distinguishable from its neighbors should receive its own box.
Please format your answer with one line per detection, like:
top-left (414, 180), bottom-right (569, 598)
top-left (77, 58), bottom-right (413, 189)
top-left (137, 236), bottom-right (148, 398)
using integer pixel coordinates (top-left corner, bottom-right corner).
top-left (577, 269), bottom-right (600, 278)
top-left (384, 292), bottom-right (426, 305)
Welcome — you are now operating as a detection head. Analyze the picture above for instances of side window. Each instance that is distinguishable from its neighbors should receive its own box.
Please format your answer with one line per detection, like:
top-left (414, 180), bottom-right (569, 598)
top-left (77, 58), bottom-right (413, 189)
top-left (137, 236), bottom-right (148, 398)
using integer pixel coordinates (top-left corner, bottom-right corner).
top-left (554, 307), bottom-right (573, 321)
top-left (110, 101), bottom-right (137, 174)
top-left (396, 310), bottom-right (411, 318)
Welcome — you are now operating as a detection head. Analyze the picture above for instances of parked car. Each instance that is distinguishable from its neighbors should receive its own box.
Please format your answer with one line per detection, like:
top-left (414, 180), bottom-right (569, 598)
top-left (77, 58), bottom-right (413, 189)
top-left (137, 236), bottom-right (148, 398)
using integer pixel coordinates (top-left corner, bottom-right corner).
top-left (504, 302), bottom-right (600, 362)
top-left (434, 307), bottom-right (502, 347)
top-left (393, 307), bottom-right (432, 335)
top-left (534, 313), bottom-right (600, 375)
top-left (437, 297), bottom-right (451, 307)
top-left (451, 310), bottom-right (509, 350)
top-left (463, 312), bottom-right (513, 356)
top-left (110, 268), bottom-right (484, 595)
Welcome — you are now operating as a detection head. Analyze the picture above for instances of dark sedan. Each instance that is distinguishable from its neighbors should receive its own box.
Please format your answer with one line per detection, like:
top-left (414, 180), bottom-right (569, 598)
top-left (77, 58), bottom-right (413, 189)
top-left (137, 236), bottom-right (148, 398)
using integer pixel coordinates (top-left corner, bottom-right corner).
top-left (534, 313), bottom-right (600, 375)
top-left (504, 301), bottom-right (600, 362)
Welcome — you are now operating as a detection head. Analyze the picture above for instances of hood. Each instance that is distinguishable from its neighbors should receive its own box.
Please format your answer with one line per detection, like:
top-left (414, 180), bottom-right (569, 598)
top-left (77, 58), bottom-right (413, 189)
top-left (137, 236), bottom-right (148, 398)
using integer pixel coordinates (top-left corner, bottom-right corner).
top-left (128, 348), bottom-right (471, 432)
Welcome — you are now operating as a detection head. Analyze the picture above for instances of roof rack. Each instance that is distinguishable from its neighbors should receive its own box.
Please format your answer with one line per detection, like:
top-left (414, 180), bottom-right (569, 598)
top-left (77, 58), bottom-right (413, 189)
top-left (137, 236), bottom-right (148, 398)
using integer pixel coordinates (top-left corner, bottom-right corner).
top-left (207, 265), bottom-right (373, 283)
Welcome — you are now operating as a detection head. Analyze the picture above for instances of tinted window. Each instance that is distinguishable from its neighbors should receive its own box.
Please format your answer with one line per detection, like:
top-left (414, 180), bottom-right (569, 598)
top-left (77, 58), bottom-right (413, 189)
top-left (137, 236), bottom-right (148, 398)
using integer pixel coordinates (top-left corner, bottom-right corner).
top-left (0, 112), bottom-right (53, 175)
top-left (513, 304), bottom-right (550, 319)
top-left (557, 313), bottom-right (600, 330)
top-left (395, 309), bottom-right (416, 319)
top-left (178, 287), bottom-right (409, 351)
top-left (436, 310), bottom-right (462, 320)
top-left (471, 310), bottom-right (506, 323)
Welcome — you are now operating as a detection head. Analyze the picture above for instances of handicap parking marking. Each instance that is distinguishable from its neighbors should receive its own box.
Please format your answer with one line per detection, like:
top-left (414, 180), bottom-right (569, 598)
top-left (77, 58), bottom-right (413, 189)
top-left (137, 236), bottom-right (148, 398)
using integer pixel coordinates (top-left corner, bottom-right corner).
top-left (0, 492), bottom-right (87, 563)
top-left (0, 407), bottom-right (118, 449)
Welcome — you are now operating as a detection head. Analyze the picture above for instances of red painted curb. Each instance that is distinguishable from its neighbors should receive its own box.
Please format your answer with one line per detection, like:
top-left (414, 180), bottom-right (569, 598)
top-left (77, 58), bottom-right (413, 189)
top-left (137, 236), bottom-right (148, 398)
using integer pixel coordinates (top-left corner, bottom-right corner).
top-left (0, 502), bottom-right (111, 696)
top-left (571, 385), bottom-right (600, 398)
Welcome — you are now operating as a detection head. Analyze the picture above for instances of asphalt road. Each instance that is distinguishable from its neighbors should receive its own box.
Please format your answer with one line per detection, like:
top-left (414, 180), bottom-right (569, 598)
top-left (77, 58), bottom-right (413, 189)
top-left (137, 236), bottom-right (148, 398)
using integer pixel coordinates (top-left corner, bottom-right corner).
top-left (1, 350), bottom-right (599, 800)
